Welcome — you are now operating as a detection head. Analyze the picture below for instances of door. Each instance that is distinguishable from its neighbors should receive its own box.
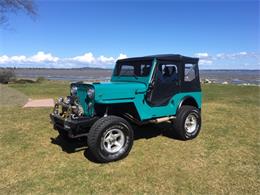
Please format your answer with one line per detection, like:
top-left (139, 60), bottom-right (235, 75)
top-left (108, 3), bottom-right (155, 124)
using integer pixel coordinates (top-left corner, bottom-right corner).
top-left (146, 61), bottom-right (180, 106)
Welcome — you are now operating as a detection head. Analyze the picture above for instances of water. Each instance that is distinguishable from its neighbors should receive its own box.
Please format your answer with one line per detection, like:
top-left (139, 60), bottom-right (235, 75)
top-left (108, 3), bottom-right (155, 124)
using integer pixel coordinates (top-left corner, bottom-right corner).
top-left (11, 68), bottom-right (260, 85)
top-left (200, 70), bottom-right (260, 85)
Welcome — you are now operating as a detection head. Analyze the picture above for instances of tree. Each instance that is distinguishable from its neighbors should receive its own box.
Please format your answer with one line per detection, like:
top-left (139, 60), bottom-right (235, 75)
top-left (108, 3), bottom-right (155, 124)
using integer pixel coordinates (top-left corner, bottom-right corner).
top-left (0, 68), bottom-right (16, 84)
top-left (0, 0), bottom-right (37, 26)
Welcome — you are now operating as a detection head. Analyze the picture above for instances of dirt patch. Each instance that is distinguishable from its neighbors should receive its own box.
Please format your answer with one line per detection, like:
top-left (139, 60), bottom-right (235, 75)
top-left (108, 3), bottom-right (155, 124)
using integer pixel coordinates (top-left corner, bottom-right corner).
top-left (23, 99), bottom-right (54, 108)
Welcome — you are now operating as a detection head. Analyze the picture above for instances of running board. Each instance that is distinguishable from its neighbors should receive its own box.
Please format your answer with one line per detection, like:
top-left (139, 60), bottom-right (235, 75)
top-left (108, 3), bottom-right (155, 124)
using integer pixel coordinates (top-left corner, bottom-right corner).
top-left (150, 116), bottom-right (176, 123)
top-left (123, 113), bottom-right (176, 125)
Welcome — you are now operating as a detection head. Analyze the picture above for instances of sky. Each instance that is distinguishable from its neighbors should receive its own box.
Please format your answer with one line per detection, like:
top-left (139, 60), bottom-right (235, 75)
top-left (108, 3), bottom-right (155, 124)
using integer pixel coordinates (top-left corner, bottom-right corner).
top-left (0, 0), bottom-right (259, 69)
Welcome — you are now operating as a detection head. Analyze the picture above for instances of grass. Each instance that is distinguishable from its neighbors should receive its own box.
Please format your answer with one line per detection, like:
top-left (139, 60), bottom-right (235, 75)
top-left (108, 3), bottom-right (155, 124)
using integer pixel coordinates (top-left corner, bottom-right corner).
top-left (8, 80), bottom-right (70, 99)
top-left (0, 84), bottom-right (28, 106)
top-left (0, 81), bottom-right (259, 194)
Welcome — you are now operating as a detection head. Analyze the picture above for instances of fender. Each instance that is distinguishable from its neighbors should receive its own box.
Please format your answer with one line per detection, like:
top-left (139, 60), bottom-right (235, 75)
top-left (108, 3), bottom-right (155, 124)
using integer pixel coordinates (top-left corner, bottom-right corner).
top-left (177, 95), bottom-right (199, 111)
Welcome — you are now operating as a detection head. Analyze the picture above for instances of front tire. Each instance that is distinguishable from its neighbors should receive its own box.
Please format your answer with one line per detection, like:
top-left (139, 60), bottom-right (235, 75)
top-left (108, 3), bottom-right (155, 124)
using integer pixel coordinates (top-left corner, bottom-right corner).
top-left (87, 115), bottom-right (134, 163)
top-left (174, 106), bottom-right (201, 140)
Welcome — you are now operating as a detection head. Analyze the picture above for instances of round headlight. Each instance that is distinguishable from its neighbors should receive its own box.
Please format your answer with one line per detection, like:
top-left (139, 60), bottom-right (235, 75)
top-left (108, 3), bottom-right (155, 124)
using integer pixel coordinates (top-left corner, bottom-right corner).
top-left (71, 86), bottom-right (78, 96)
top-left (65, 96), bottom-right (72, 104)
top-left (57, 97), bottom-right (63, 103)
top-left (87, 88), bottom-right (95, 99)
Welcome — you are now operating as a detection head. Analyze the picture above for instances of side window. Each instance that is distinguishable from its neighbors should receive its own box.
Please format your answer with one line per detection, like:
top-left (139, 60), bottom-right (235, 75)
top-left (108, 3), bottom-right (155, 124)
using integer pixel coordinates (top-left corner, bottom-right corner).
top-left (157, 64), bottom-right (178, 82)
top-left (184, 64), bottom-right (196, 82)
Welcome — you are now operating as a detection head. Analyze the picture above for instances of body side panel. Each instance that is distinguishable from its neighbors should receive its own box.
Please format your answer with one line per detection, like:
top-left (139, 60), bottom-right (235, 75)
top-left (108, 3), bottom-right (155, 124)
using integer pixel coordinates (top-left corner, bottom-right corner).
top-left (93, 91), bottom-right (201, 121)
top-left (133, 92), bottom-right (201, 120)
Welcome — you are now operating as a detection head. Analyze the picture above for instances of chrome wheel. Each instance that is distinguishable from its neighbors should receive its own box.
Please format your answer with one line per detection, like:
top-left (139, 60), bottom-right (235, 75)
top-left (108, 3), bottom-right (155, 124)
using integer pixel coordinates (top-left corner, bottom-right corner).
top-left (102, 128), bottom-right (125, 153)
top-left (184, 113), bottom-right (198, 133)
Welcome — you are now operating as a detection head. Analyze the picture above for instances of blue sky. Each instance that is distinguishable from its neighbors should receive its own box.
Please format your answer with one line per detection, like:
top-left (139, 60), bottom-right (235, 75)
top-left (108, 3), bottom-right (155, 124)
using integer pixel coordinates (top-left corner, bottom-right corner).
top-left (0, 0), bottom-right (259, 69)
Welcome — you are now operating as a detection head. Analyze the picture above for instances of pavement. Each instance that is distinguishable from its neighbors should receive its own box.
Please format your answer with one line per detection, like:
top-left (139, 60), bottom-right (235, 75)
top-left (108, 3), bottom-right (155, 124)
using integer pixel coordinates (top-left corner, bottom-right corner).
top-left (23, 98), bottom-right (54, 108)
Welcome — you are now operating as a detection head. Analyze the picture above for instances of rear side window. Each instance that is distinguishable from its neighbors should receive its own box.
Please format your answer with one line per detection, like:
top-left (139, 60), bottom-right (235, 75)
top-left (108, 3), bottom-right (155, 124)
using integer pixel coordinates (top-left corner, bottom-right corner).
top-left (184, 64), bottom-right (196, 82)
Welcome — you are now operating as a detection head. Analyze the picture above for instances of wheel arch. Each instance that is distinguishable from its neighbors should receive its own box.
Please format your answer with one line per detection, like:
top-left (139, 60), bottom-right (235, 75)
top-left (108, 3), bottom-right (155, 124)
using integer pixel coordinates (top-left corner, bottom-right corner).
top-left (177, 96), bottom-right (200, 111)
top-left (94, 102), bottom-right (141, 121)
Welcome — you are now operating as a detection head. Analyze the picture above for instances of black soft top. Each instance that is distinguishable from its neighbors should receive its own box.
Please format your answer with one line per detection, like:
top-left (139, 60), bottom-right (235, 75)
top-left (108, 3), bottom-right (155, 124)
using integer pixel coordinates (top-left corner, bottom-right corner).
top-left (117, 54), bottom-right (199, 64)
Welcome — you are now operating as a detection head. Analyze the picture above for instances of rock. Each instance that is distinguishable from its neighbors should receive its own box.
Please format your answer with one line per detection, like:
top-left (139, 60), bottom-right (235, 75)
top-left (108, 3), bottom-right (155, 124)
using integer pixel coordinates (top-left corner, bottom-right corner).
top-left (204, 79), bottom-right (212, 84)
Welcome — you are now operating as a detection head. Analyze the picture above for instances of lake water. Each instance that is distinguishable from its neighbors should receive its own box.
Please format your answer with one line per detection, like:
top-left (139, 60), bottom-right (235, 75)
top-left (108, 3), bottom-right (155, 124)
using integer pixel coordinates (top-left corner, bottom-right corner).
top-left (11, 68), bottom-right (260, 85)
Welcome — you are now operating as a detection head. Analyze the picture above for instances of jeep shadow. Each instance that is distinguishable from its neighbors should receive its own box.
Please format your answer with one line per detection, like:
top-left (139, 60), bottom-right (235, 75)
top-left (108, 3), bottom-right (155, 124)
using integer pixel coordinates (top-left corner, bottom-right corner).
top-left (50, 122), bottom-right (180, 162)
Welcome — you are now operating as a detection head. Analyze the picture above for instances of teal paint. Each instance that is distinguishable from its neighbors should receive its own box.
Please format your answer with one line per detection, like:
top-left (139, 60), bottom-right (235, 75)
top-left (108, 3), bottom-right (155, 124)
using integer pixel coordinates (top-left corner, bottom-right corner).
top-left (132, 92), bottom-right (201, 120)
top-left (76, 85), bottom-right (88, 115)
top-left (73, 57), bottom-right (202, 121)
top-left (75, 83), bottom-right (95, 117)
top-left (93, 82), bottom-right (146, 103)
top-left (92, 81), bottom-right (201, 121)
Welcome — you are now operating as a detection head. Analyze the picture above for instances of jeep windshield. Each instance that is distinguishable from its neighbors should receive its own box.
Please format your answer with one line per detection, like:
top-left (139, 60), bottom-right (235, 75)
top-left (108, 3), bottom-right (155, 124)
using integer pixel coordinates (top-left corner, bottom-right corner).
top-left (114, 60), bottom-right (152, 77)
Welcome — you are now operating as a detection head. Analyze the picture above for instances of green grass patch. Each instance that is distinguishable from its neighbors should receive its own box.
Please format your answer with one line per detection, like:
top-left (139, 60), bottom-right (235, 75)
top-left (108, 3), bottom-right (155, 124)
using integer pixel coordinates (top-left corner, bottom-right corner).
top-left (0, 81), bottom-right (259, 194)
top-left (8, 80), bottom-right (70, 99)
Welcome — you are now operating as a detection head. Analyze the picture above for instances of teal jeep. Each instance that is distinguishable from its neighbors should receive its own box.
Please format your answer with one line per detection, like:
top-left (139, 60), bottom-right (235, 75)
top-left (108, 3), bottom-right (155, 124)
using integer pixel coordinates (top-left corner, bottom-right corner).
top-left (50, 54), bottom-right (202, 162)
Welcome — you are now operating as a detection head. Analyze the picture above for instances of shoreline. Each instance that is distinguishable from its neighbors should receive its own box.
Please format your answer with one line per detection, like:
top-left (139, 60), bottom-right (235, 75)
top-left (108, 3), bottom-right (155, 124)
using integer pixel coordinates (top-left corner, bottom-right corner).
top-left (1, 67), bottom-right (259, 86)
top-left (11, 77), bottom-right (260, 87)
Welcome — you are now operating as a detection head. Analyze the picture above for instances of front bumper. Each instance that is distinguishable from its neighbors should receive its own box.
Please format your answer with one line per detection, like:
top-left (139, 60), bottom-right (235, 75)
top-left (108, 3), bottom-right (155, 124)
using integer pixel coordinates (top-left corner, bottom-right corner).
top-left (50, 113), bottom-right (99, 137)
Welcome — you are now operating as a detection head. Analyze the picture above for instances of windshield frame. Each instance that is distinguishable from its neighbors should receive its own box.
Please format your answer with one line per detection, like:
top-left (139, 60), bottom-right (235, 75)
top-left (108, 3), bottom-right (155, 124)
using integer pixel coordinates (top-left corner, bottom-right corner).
top-left (111, 59), bottom-right (156, 84)
top-left (113, 60), bottom-right (153, 77)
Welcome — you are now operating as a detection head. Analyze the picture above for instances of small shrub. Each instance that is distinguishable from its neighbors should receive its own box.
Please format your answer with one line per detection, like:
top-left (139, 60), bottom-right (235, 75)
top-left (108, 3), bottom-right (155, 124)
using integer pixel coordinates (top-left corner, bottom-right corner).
top-left (36, 76), bottom-right (46, 83)
top-left (0, 69), bottom-right (16, 84)
top-left (15, 79), bottom-right (36, 84)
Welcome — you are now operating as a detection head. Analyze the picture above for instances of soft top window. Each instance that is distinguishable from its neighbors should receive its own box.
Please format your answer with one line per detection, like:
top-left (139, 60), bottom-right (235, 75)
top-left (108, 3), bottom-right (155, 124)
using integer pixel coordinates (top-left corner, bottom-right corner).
top-left (184, 64), bottom-right (196, 82)
top-left (114, 60), bottom-right (153, 77)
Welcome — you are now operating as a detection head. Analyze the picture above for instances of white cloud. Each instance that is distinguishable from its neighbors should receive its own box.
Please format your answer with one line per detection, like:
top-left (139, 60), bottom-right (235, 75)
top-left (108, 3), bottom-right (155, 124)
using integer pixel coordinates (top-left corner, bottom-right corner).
top-left (0, 51), bottom-right (258, 69)
top-left (117, 53), bottom-right (127, 60)
top-left (0, 51), bottom-right (128, 68)
top-left (11, 55), bottom-right (27, 62)
top-left (199, 59), bottom-right (213, 65)
top-left (97, 55), bottom-right (115, 64)
top-left (29, 51), bottom-right (59, 62)
top-left (71, 52), bottom-right (95, 63)
top-left (216, 53), bottom-right (224, 58)
top-left (194, 52), bottom-right (213, 66)
top-left (0, 55), bottom-right (27, 64)
top-left (194, 52), bottom-right (209, 58)
top-left (0, 55), bottom-right (9, 64)
top-left (194, 51), bottom-right (260, 69)
top-left (239, 51), bottom-right (247, 55)
top-left (216, 51), bottom-right (251, 60)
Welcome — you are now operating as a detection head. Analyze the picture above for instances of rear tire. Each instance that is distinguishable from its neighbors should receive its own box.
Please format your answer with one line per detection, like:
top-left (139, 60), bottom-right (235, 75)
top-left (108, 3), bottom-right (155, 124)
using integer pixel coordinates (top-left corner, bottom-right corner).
top-left (87, 115), bottom-right (134, 163)
top-left (174, 106), bottom-right (201, 140)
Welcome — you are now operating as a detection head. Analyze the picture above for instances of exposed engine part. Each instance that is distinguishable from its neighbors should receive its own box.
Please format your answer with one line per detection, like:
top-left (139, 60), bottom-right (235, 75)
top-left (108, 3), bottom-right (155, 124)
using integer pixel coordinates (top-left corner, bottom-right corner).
top-left (53, 96), bottom-right (84, 119)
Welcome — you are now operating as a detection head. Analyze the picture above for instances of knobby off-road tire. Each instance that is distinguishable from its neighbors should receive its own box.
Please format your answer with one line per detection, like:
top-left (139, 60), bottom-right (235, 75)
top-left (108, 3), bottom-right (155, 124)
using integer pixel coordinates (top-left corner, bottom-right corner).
top-left (174, 105), bottom-right (201, 140)
top-left (87, 115), bottom-right (134, 163)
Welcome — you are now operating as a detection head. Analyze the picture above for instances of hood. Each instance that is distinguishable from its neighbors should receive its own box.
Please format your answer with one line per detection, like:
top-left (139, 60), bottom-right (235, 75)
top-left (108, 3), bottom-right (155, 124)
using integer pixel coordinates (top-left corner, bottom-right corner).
top-left (93, 82), bottom-right (146, 102)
